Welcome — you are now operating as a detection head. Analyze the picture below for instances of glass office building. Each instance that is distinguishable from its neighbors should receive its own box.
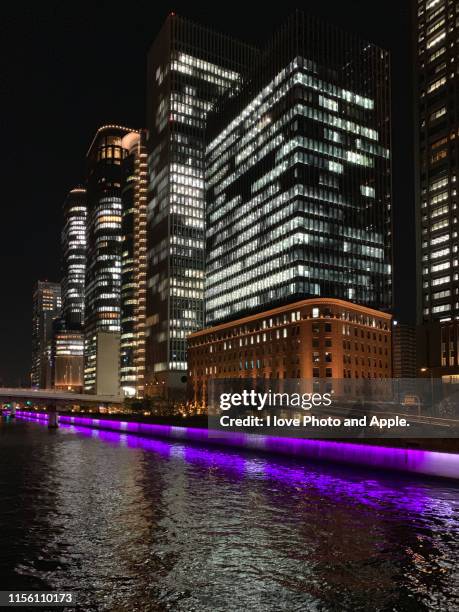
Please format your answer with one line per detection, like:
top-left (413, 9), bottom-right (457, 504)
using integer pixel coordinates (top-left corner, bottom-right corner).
top-left (416, 0), bottom-right (459, 375)
top-left (84, 124), bottom-right (133, 394)
top-left (120, 130), bottom-right (148, 397)
top-left (50, 318), bottom-right (84, 392)
top-left (31, 281), bottom-right (62, 388)
top-left (62, 187), bottom-right (87, 328)
top-left (417, 1), bottom-right (459, 321)
top-left (145, 13), bottom-right (258, 397)
top-left (205, 12), bottom-right (392, 325)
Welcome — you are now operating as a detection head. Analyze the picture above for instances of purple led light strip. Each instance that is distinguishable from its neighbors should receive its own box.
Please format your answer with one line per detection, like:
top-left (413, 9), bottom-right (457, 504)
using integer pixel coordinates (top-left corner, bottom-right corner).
top-left (15, 411), bottom-right (459, 480)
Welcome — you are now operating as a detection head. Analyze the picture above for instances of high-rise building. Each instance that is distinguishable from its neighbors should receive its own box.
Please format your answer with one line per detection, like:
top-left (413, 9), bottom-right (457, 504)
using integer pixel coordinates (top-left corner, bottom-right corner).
top-left (205, 12), bottom-right (392, 326)
top-left (31, 281), bottom-right (61, 388)
top-left (62, 187), bottom-right (87, 328)
top-left (392, 321), bottom-right (417, 378)
top-left (84, 124), bottom-right (133, 395)
top-left (120, 130), bottom-right (148, 397)
top-left (50, 318), bottom-right (84, 392)
top-left (416, 0), bottom-right (459, 376)
top-left (144, 13), bottom-right (259, 397)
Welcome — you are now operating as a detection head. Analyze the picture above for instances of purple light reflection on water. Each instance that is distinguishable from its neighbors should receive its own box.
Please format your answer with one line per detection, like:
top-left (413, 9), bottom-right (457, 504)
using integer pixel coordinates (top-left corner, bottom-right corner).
top-left (67, 423), bottom-right (249, 480)
top-left (15, 411), bottom-right (459, 481)
top-left (18, 415), bottom-right (454, 518)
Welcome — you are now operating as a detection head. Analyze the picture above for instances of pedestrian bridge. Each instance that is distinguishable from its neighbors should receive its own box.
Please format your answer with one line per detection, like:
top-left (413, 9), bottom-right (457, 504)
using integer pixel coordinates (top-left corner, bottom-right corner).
top-left (0, 387), bottom-right (123, 408)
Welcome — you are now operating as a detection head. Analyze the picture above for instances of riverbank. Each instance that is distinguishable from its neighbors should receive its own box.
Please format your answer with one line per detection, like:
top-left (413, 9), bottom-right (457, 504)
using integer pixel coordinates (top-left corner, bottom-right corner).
top-left (16, 409), bottom-right (459, 453)
top-left (15, 410), bottom-right (459, 481)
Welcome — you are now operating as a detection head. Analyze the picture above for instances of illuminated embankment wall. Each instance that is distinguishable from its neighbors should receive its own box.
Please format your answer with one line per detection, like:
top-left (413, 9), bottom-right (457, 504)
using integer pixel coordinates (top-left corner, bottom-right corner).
top-left (15, 411), bottom-right (459, 481)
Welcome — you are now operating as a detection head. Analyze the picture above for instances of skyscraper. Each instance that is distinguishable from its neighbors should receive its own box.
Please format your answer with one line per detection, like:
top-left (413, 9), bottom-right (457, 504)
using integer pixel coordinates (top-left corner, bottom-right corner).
top-left (392, 321), bottom-right (417, 378)
top-left (205, 12), bottom-right (392, 325)
top-left (50, 317), bottom-right (84, 392)
top-left (416, 0), bottom-right (459, 376)
top-left (120, 130), bottom-right (148, 397)
top-left (145, 13), bottom-right (258, 397)
top-left (62, 187), bottom-right (87, 328)
top-left (31, 281), bottom-right (61, 388)
top-left (84, 124), bottom-right (133, 395)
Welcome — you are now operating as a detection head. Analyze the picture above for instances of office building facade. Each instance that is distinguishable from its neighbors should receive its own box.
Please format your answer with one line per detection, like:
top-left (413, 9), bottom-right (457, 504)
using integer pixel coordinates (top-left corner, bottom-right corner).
top-left (84, 124), bottom-right (133, 394)
top-left (120, 130), bottom-right (148, 397)
top-left (145, 13), bottom-right (259, 397)
top-left (206, 13), bottom-right (392, 325)
top-left (50, 318), bottom-right (84, 392)
top-left (188, 298), bottom-right (392, 405)
top-left (62, 187), bottom-right (87, 328)
top-left (416, 0), bottom-right (459, 375)
top-left (31, 281), bottom-right (62, 388)
top-left (392, 321), bottom-right (417, 378)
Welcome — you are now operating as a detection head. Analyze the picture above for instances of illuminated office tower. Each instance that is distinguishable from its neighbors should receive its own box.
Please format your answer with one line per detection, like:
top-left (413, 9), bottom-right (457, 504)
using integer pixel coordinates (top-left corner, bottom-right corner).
top-left (31, 281), bottom-right (61, 388)
top-left (145, 13), bottom-right (258, 397)
top-left (84, 125), bottom-right (133, 395)
top-left (62, 187), bottom-right (87, 327)
top-left (206, 12), bottom-right (392, 325)
top-left (120, 130), bottom-right (148, 398)
top-left (416, 0), bottom-right (459, 376)
top-left (50, 318), bottom-right (84, 392)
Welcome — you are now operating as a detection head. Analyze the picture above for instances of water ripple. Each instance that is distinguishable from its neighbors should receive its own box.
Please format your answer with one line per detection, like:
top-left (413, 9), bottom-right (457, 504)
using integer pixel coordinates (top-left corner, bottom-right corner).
top-left (0, 420), bottom-right (458, 611)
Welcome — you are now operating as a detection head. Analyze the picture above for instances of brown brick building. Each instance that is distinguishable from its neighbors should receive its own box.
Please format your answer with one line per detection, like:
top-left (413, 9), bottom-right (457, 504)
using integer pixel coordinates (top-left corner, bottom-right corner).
top-left (187, 298), bottom-right (392, 404)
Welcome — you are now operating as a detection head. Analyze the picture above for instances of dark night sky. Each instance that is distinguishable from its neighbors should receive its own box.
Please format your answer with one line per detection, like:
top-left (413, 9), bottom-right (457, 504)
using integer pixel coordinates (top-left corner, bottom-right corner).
top-left (0, 1), bottom-right (415, 386)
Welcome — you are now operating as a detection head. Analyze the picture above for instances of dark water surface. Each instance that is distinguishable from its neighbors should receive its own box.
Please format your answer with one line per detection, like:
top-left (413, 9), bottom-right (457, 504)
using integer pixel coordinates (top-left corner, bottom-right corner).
top-left (0, 418), bottom-right (458, 611)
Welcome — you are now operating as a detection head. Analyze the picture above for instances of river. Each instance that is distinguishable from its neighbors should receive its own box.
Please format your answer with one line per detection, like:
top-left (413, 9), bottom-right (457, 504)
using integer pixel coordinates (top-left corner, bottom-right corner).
top-left (1, 418), bottom-right (458, 611)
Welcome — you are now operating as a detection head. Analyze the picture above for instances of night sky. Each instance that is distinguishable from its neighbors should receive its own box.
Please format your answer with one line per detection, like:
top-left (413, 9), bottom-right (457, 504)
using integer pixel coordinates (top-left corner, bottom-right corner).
top-left (0, 1), bottom-right (414, 386)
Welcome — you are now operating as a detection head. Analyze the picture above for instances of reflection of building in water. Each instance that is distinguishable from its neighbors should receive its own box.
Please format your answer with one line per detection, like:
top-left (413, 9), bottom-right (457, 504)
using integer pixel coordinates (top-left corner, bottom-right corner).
top-left (188, 298), bottom-right (392, 405)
